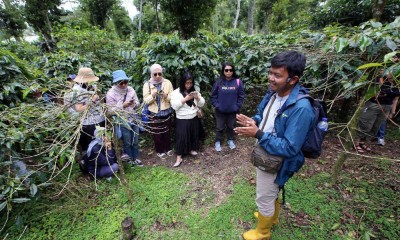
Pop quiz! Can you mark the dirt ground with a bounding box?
[139,132,400,208]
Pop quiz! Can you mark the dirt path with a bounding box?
[139,133,400,208]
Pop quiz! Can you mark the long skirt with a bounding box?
[175,117,200,156]
[149,115,172,154]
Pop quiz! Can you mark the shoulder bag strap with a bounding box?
[259,94,277,131]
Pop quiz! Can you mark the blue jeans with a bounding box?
[377,121,387,139]
[121,124,139,160]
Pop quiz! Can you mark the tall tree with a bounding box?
[81,0,117,29]
[159,0,218,39]
[154,0,160,32]
[25,0,62,51]
[247,0,255,35]
[256,0,277,33]
[311,0,398,28]
[233,0,240,29]
[112,5,133,39]
[138,0,143,31]
[0,0,26,41]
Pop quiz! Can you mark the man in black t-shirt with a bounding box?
[356,72,399,152]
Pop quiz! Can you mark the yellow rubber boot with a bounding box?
[253,199,280,225]
[242,213,273,240]
[272,199,280,225]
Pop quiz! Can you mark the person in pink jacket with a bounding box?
[106,70,143,167]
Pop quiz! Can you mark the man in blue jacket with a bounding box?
[235,51,315,240]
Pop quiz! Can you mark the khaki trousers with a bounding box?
[256,168,279,216]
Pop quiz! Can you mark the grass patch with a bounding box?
[1,160,399,239]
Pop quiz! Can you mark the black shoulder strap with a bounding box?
[296,94,312,101]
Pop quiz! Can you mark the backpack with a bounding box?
[297,95,328,159]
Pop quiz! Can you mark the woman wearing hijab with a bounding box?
[170,72,205,167]
[142,64,174,159]
[83,127,119,179]
[106,70,143,167]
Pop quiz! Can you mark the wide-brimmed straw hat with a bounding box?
[112,70,132,83]
[74,67,99,83]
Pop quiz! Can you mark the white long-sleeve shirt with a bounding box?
[170,88,205,119]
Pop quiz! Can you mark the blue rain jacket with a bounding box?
[252,84,315,186]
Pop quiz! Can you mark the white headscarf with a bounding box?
[148,63,164,85]
[87,128,103,157]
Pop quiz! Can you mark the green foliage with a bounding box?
[255,0,277,33]
[267,0,315,33]
[0,0,26,41]
[159,0,218,39]
[311,0,400,29]
[24,0,64,49]
[211,0,249,33]
[132,2,174,34]
[0,50,37,108]
[111,5,134,39]
[80,0,117,29]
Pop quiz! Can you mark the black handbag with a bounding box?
[250,94,283,173]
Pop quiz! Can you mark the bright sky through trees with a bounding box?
[61,0,139,19]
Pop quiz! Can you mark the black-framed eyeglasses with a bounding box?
[118,80,129,85]
[224,69,233,72]
[153,72,162,77]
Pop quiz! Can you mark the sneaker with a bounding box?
[227,140,236,150]
[132,159,144,167]
[121,154,130,161]
[157,153,167,159]
[105,177,113,182]
[215,141,222,152]
[377,138,385,146]
[128,160,135,168]
[166,150,174,156]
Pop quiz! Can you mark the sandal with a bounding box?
[354,145,366,153]
[173,156,183,167]
[359,143,371,152]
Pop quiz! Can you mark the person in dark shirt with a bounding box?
[210,62,245,152]
[356,72,399,152]
[82,128,119,179]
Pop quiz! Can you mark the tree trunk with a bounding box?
[121,216,136,240]
[45,13,55,43]
[138,0,143,31]
[113,131,134,205]
[262,15,269,34]
[331,95,366,184]
[233,0,241,29]
[155,0,160,32]
[372,0,387,21]
[247,0,255,35]
[37,27,53,51]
